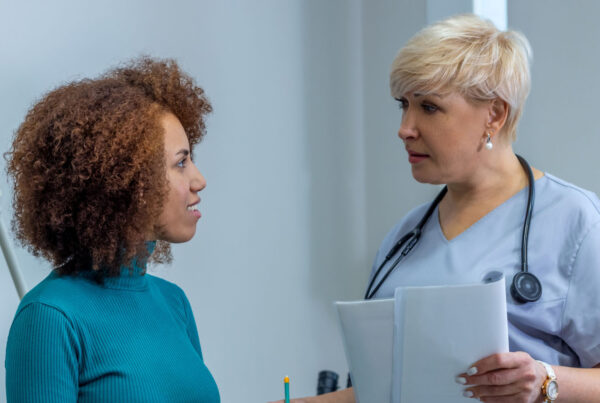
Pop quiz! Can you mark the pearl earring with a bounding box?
[485,133,493,150]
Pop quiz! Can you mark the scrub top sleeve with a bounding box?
[561,220,600,368]
[5,303,80,403]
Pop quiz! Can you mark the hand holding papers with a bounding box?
[336,276,508,403]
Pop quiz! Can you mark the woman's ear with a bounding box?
[487,98,509,134]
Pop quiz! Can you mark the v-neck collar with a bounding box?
[435,175,547,243]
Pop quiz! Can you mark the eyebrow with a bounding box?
[175,149,190,157]
[413,92,441,98]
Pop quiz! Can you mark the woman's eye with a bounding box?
[177,158,187,168]
[421,103,438,113]
[397,99,408,110]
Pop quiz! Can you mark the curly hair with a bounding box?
[6,56,212,277]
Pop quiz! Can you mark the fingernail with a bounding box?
[467,366,478,376]
[455,376,467,384]
[463,390,474,398]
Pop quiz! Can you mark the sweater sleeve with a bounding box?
[180,291,204,361]
[5,302,80,403]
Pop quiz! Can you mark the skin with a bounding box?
[153,112,206,243]
[397,91,543,241]
[270,92,600,403]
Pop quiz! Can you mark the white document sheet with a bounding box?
[336,276,508,403]
[336,298,394,403]
[392,276,508,402]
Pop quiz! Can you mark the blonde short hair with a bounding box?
[390,14,532,140]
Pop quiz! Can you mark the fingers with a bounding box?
[455,351,545,403]
[467,352,531,377]
[459,352,534,385]
[464,379,537,399]
[464,363,537,388]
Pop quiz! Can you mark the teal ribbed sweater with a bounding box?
[5,256,220,402]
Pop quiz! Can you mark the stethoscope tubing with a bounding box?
[364,154,535,300]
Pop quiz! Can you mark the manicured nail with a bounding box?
[463,390,474,398]
[455,376,467,384]
[467,366,478,376]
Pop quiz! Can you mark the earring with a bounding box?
[485,132,493,150]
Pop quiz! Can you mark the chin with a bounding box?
[411,167,444,185]
[158,228,196,244]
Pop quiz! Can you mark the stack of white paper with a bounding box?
[336,298,394,403]
[336,277,508,403]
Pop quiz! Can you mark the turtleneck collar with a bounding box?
[100,241,156,291]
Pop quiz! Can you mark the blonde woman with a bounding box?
[276,14,600,403]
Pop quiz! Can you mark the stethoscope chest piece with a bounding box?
[510,271,542,303]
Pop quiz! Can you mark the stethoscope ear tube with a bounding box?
[364,232,413,299]
[365,155,542,303]
[364,187,446,300]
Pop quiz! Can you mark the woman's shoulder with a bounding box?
[539,173,600,221]
[11,271,91,334]
[146,274,186,296]
[18,271,89,314]
[15,272,192,328]
[378,200,432,252]
[146,274,191,307]
[145,275,195,325]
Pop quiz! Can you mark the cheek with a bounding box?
[424,133,474,175]
[160,182,186,218]
[434,123,480,154]
[165,173,186,198]
[169,181,188,209]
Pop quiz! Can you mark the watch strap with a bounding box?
[536,360,556,379]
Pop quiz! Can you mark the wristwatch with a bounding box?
[536,360,559,402]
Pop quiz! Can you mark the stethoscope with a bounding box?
[364,154,543,304]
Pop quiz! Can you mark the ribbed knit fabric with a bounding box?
[5,246,220,403]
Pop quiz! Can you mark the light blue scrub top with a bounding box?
[369,173,600,368]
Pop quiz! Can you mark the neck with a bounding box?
[437,147,542,241]
[444,149,527,209]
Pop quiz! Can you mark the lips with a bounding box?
[407,150,429,164]
[187,200,201,219]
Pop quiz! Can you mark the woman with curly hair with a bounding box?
[4,57,220,402]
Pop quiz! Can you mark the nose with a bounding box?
[397,109,418,141]
[190,162,206,192]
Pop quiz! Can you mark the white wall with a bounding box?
[508,0,600,195]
